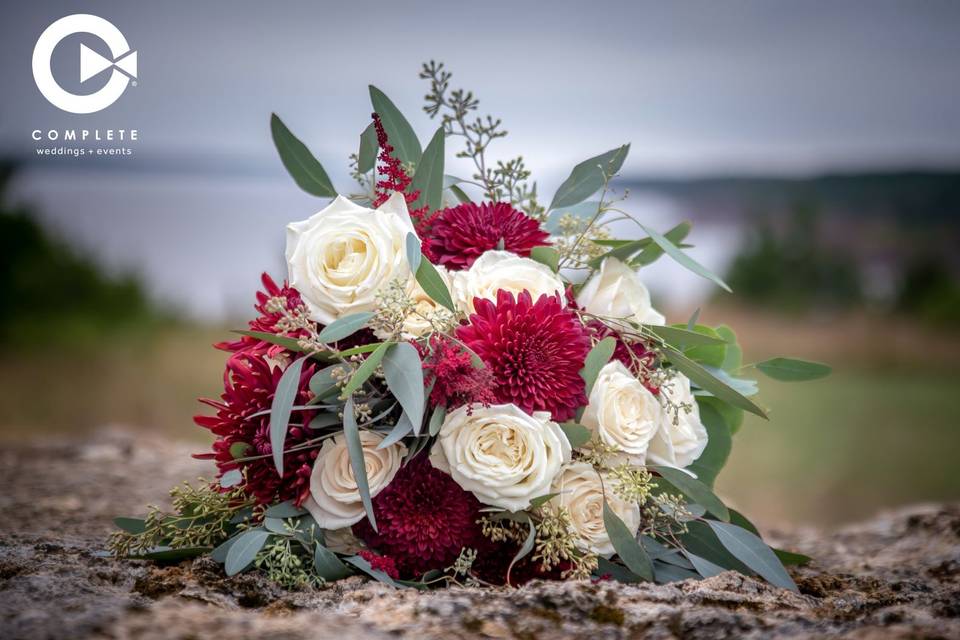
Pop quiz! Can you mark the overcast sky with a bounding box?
[2,0,959,180]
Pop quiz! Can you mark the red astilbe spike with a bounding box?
[370,112,434,233]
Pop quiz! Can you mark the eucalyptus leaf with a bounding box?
[415,258,455,312]
[269,356,309,475]
[225,528,271,576]
[663,346,767,418]
[308,413,341,430]
[317,312,375,344]
[579,337,617,398]
[342,342,392,397]
[701,366,759,396]
[529,493,561,509]
[684,550,727,578]
[378,412,414,449]
[382,342,425,434]
[686,400,733,487]
[270,113,336,197]
[636,221,731,292]
[219,469,242,488]
[559,422,592,448]
[529,245,560,272]
[343,398,377,532]
[646,325,728,349]
[448,184,471,204]
[369,85,421,165]
[755,357,832,382]
[410,127,445,213]
[264,517,289,535]
[550,145,630,210]
[630,221,692,267]
[233,330,306,354]
[264,501,307,518]
[210,533,241,563]
[603,501,653,580]
[358,122,378,173]
[650,465,729,521]
[715,325,743,372]
[405,232,422,274]
[335,342,385,358]
[428,405,446,436]
[678,521,752,574]
[775,548,813,566]
[545,200,600,233]
[653,560,700,584]
[113,517,146,534]
[314,544,353,581]
[595,556,642,583]
[707,521,798,592]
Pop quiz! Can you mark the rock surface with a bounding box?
[0,429,958,640]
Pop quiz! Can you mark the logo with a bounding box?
[32,14,137,114]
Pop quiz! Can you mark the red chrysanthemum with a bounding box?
[421,335,496,410]
[422,202,550,271]
[215,272,310,359]
[353,456,483,578]
[456,290,592,421]
[371,113,432,232]
[194,351,319,506]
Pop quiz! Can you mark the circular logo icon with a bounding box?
[32,14,138,114]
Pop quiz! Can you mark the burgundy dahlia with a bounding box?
[456,290,592,421]
[194,351,318,506]
[422,202,550,271]
[353,456,483,578]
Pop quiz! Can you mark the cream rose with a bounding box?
[647,374,709,469]
[576,257,665,325]
[581,360,662,463]
[551,462,641,557]
[286,191,416,325]
[452,250,566,315]
[304,431,406,529]
[431,403,571,511]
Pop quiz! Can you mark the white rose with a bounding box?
[550,461,641,557]
[304,431,406,529]
[647,374,708,469]
[430,403,571,511]
[576,257,665,325]
[581,360,662,464]
[452,250,566,315]
[286,191,416,325]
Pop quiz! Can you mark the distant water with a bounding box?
[10,167,743,321]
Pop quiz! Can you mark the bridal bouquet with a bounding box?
[111,62,830,590]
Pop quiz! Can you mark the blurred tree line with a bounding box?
[0,162,166,348]
[726,204,960,326]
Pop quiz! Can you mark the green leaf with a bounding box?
[707,521,798,592]
[405,232,422,274]
[415,258,455,313]
[559,422,592,449]
[529,493,561,509]
[646,325,728,349]
[529,245,560,272]
[358,122,378,173]
[588,238,652,268]
[715,325,743,372]
[210,533,240,563]
[317,312,375,344]
[270,113,336,198]
[314,544,353,581]
[308,365,342,400]
[343,398,377,532]
[603,501,653,580]
[308,413,341,430]
[448,184,471,204]
[698,395,745,435]
[225,528,271,576]
[229,442,250,459]
[755,357,832,382]
[650,465,729,521]
[663,346,767,418]
[595,556,643,583]
[545,200,601,233]
[334,342,385,358]
[219,469,242,488]
[369,85,422,165]
[382,342,425,435]
[270,356,309,475]
[378,411,414,449]
[550,145,630,210]
[579,336,617,397]
[630,221,692,267]
[264,501,308,518]
[113,517,146,534]
[653,560,700,584]
[264,517,289,535]
[684,550,727,578]
[678,521,751,574]
[775,548,813,566]
[686,400,733,487]
[410,127,445,213]
[428,405,446,436]
[342,342,392,397]
[680,325,728,368]
[233,330,306,353]
[636,221,731,292]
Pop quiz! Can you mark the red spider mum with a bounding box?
[215,272,310,359]
[371,113,432,232]
[421,335,496,410]
[353,456,483,578]
[422,202,549,271]
[456,290,591,421]
[193,352,319,506]
[357,550,400,580]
